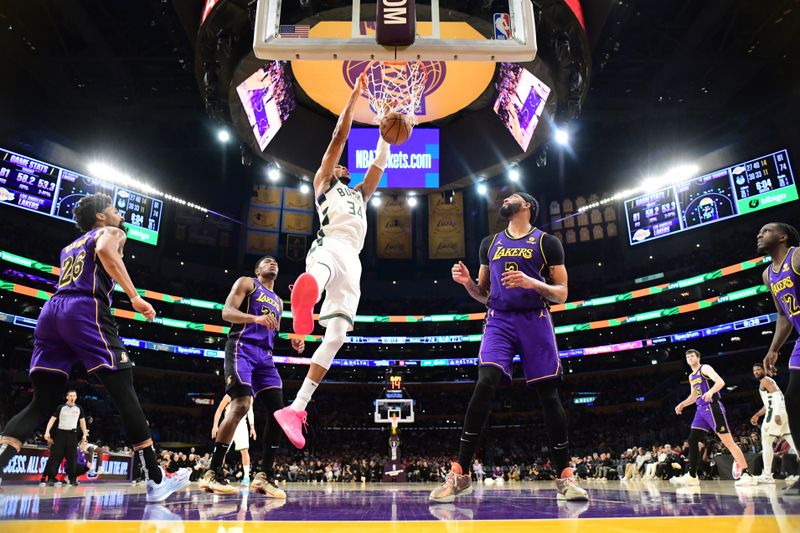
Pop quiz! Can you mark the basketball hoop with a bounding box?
[363,61,428,126]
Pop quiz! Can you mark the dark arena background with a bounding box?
[1,1,799,532]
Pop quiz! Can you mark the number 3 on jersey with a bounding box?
[58,251,86,288]
[347,200,363,218]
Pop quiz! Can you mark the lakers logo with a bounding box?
[120,352,129,363]
[256,293,268,303]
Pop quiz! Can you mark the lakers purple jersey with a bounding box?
[690,366,719,406]
[487,228,548,311]
[228,278,281,350]
[55,228,116,304]
[768,247,800,334]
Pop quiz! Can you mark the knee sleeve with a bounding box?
[310,317,348,370]
[96,369,152,445]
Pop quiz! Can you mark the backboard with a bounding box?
[374,398,415,424]
[253,0,536,62]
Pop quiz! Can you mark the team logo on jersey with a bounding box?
[784,263,790,272]
[120,352,129,363]
[256,293,268,302]
[492,245,533,260]
[526,236,536,245]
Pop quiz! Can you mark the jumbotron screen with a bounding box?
[624,149,797,245]
[0,148,163,245]
[347,128,440,189]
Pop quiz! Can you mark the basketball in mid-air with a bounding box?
[379,111,413,145]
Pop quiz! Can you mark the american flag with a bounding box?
[279,25,309,38]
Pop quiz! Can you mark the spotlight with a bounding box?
[476,183,488,195]
[217,129,230,142]
[268,167,280,182]
[407,196,418,207]
[508,167,520,182]
[554,128,569,146]
[299,183,310,194]
[371,196,382,207]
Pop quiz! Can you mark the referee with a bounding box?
[41,390,88,486]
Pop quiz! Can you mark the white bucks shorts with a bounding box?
[232,417,250,451]
[763,416,791,438]
[306,238,362,332]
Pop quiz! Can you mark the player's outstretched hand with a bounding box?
[132,295,156,321]
[291,338,305,354]
[254,313,278,330]
[452,261,472,286]
[763,350,778,376]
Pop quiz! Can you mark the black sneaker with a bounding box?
[46,480,55,487]
[784,479,800,496]
[68,479,80,487]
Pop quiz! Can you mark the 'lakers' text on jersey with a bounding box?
[56,228,116,304]
[313,178,367,252]
[484,227,551,312]
[228,279,281,350]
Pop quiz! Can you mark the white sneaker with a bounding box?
[670,473,699,486]
[146,467,191,503]
[756,474,775,484]
[669,473,689,485]
[735,473,758,487]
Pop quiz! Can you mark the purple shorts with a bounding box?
[30,295,131,377]
[225,338,282,397]
[691,401,730,434]
[789,338,800,370]
[478,307,562,384]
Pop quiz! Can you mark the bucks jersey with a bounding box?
[759,377,786,426]
[314,178,367,252]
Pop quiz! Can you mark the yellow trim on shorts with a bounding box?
[255,385,282,395]
[30,366,70,377]
[525,308,562,383]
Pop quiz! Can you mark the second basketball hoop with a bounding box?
[363,61,427,145]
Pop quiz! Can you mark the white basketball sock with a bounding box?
[761,431,775,476]
[291,378,319,412]
[244,464,251,478]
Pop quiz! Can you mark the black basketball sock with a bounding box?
[210,442,231,471]
[457,367,502,472]
[534,380,570,474]
[138,445,162,484]
[687,429,704,477]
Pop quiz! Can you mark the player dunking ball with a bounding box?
[673,349,757,486]
[758,221,800,495]
[430,192,588,502]
[200,256,303,496]
[751,363,796,484]
[274,72,389,449]
[0,193,189,501]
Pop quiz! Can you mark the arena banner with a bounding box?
[246,229,279,256]
[1,445,133,481]
[248,206,281,231]
[283,188,314,211]
[428,191,465,259]
[376,196,413,259]
[347,128,440,189]
[291,22,495,124]
[253,185,283,208]
[281,210,314,234]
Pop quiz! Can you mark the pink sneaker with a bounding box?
[290,273,318,335]
[274,407,307,449]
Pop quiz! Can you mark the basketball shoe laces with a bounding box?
[439,471,456,489]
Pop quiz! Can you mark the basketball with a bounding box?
[379,111,413,145]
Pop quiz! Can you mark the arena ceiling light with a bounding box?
[217,129,231,142]
[267,167,280,182]
[476,183,488,195]
[577,164,700,213]
[299,183,310,194]
[407,196,418,208]
[554,128,570,146]
[370,196,382,207]
[508,166,521,182]
[88,162,209,213]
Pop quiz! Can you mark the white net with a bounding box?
[364,61,428,125]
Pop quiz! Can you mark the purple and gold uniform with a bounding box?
[689,365,730,434]
[224,278,283,396]
[478,227,563,383]
[767,247,800,369]
[29,228,130,376]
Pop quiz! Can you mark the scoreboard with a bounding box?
[625,149,796,245]
[0,148,162,245]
